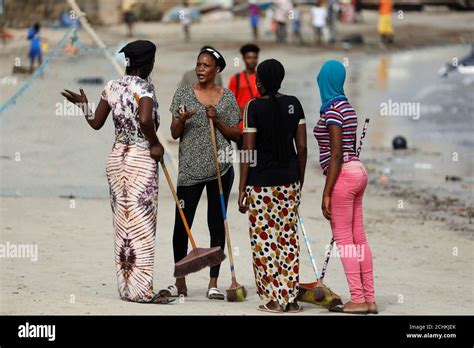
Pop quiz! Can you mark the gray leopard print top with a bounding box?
[169,84,240,186]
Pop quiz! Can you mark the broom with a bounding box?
[160,160,226,278]
[319,118,370,282]
[320,237,335,280]
[297,214,342,309]
[208,118,247,302]
[298,213,329,300]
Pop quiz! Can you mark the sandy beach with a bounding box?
[0,9,473,315]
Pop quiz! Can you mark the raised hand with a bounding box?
[61,88,88,107]
[177,107,196,123]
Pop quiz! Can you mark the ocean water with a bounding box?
[1,43,472,201]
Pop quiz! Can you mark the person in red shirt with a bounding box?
[228,43,260,149]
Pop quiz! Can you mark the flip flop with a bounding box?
[206,287,225,300]
[150,293,175,305]
[285,303,303,313]
[329,304,368,315]
[367,306,379,314]
[158,284,187,298]
[257,303,285,314]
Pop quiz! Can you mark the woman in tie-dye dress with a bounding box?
[61,40,172,304]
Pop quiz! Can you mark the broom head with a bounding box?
[297,282,343,309]
[226,279,247,302]
[174,247,226,278]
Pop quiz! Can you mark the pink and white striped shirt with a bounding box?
[313,99,359,174]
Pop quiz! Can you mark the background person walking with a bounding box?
[310,1,328,45]
[228,43,261,150]
[378,0,394,44]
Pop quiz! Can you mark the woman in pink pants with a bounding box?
[313,60,377,314]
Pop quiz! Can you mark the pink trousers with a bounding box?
[330,161,375,303]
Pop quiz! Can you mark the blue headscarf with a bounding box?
[317,60,347,113]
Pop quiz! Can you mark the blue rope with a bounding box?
[0,25,121,114]
[0,27,74,114]
[1,24,177,173]
[71,29,106,54]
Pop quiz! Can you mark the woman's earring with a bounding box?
[256,82,262,88]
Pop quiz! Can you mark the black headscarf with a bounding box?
[119,40,156,68]
[257,59,288,166]
[198,47,226,72]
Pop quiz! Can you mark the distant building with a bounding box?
[2,0,169,28]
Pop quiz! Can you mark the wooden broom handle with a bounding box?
[160,161,198,250]
[208,119,236,278]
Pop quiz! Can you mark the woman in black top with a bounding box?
[238,59,307,313]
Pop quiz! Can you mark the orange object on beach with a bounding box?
[64,44,78,56]
[379,0,393,15]
[0,29,14,41]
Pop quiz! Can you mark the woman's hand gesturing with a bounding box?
[177,107,196,123]
[61,88,88,107]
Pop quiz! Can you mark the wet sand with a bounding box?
[0,10,473,315]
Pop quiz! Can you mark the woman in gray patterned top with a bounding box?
[160,47,241,300]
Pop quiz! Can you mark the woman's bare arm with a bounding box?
[138,97,159,146]
[238,132,256,213]
[61,88,110,130]
[295,123,307,188]
[138,97,164,162]
[206,105,240,142]
[215,120,241,142]
[322,124,343,220]
[170,109,195,139]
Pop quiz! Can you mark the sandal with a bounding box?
[367,303,379,314]
[329,304,368,315]
[285,303,303,313]
[150,293,175,304]
[158,284,187,298]
[257,303,284,314]
[206,287,225,300]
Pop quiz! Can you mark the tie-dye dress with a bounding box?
[101,75,160,303]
